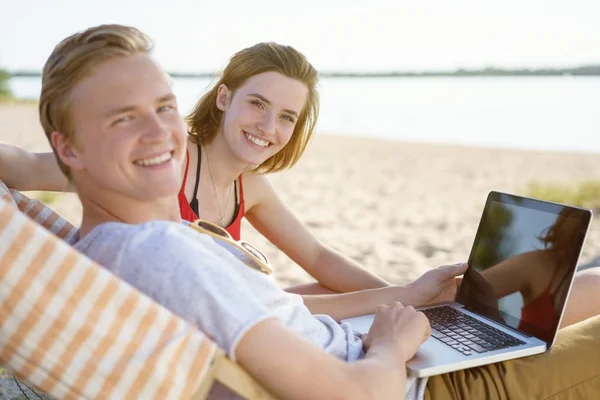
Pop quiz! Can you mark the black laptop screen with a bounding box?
[455,192,591,344]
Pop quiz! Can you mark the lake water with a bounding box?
[9,76,600,153]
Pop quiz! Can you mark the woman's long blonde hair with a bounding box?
[186,42,319,174]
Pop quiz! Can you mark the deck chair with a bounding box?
[0,180,277,400]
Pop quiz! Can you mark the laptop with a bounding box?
[342,191,592,377]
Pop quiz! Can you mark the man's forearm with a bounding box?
[345,348,407,400]
[0,146,69,191]
[0,144,26,189]
[236,318,407,400]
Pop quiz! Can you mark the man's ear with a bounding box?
[216,84,231,112]
[50,131,85,171]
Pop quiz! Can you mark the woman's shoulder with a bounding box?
[240,172,277,209]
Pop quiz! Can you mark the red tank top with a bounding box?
[518,265,560,337]
[178,149,245,240]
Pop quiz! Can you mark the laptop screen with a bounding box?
[455,192,591,344]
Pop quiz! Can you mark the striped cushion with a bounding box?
[0,186,218,399]
[0,183,77,242]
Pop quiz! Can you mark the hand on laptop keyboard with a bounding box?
[363,302,431,362]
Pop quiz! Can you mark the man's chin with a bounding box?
[137,188,180,202]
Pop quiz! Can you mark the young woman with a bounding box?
[0,42,390,295]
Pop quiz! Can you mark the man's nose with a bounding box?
[141,113,170,142]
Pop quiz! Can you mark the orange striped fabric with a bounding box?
[5,188,78,242]
[0,182,218,399]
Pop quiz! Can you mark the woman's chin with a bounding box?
[236,150,272,167]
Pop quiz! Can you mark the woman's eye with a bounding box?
[251,100,265,110]
[282,114,296,123]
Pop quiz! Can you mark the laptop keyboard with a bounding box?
[423,306,526,356]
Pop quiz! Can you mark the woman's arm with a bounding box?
[243,174,390,294]
[0,145,70,191]
[301,262,466,321]
[302,285,416,321]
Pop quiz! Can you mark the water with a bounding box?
[9,76,600,153]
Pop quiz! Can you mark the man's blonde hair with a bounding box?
[186,42,319,174]
[39,24,154,178]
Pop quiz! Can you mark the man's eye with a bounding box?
[113,115,133,125]
[158,105,176,112]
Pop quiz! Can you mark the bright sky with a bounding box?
[2,0,599,72]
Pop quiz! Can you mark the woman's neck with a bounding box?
[201,134,251,189]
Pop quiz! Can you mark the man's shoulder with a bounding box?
[75,220,222,273]
[77,220,210,254]
[125,220,194,240]
[127,221,217,250]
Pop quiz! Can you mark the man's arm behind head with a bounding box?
[0,144,70,192]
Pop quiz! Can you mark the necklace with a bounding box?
[203,145,233,227]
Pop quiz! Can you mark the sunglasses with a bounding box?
[190,219,273,275]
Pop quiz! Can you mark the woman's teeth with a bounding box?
[134,152,172,166]
[245,133,270,148]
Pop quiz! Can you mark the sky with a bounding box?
[1,0,600,73]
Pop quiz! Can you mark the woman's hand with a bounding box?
[407,263,468,306]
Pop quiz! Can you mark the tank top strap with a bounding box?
[180,148,190,195]
[190,143,202,215]
[238,174,244,200]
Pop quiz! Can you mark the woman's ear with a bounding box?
[216,84,231,112]
[50,131,85,171]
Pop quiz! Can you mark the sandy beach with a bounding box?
[2,102,600,287]
[2,102,600,396]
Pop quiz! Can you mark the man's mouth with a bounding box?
[133,151,173,166]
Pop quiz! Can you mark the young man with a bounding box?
[41,24,600,399]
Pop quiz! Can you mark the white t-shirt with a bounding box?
[70,221,426,399]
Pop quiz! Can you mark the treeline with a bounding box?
[0,68,11,96]
[318,65,600,78]
[7,65,600,79]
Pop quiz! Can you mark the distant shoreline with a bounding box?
[9,65,600,78]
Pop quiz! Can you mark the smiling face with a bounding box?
[216,71,309,166]
[52,53,187,204]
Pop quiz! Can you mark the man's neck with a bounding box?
[77,191,181,238]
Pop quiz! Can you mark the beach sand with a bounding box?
[2,102,600,395]
[2,102,600,287]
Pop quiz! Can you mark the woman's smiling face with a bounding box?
[216,71,309,166]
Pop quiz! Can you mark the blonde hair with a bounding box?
[39,24,154,178]
[186,42,319,174]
